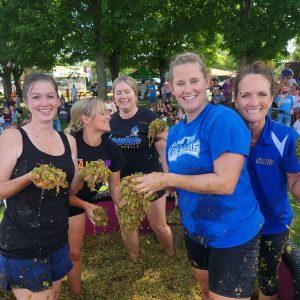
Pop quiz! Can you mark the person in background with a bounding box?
[281,62,294,79]
[135,53,264,300]
[209,77,223,100]
[53,112,62,132]
[3,106,12,127]
[222,78,233,105]
[0,72,79,300]
[147,80,157,110]
[275,86,294,127]
[65,99,125,295]
[9,104,21,127]
[234,61,300,300]
[293,116,300,135]
[211,88,226,105]
[71,85,78,103]
[110,76,174,260]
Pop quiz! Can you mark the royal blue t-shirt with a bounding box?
[247,116,300,234]
[167,104,264,248]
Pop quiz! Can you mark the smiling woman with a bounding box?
[234,61,300,299]
[0,72,80,300]
[134,53,264,300]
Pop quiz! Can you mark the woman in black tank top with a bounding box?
[0,73,79,299]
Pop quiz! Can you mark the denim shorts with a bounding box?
[0,242,72,292]
[185,232,260,298]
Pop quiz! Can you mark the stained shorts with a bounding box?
[0,242,72,292]
[185,232,260,298]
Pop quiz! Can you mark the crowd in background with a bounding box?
[1,63,300,136]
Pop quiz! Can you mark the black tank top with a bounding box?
[0,128,75,258]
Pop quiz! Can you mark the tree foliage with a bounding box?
[0,0,64,98]
[212,0,300,65]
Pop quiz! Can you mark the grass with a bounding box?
[0,194,300,299]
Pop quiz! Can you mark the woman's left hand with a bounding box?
[134,172,168,195]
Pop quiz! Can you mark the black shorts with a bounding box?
[184,232,260,298]
[151,190,166,202]
[258,230,289,296]
[68,205,85,217]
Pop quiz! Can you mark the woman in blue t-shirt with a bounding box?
[135,53,264,300]
[234,61,300,300]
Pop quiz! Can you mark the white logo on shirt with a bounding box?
[168,136,200,161]
[271,131,288,157]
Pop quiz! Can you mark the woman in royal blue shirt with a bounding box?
[234,61,300,300]
[135,53,264,300]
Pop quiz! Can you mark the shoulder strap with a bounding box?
[58,132,72,156]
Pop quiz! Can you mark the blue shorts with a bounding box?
[0,242,72,292]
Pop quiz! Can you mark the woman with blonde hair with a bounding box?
[110,76,174,260]
[65,98,125,295]
[135,53,264,299]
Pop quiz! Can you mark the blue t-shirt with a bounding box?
[167,104,264,248]
[148,85,157,98]
[275,94,294,114]
[281,69,294,78]
[247,116,300,234]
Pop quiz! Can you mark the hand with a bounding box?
[134,172,168,196]
[85,204,99,224]
[290,109,294,115]
[116,198,126,208]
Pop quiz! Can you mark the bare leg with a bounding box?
[67,213,86,295]
[192,268,210,300]
[258,291,279,300]
[115,204,139,260]
[12,279,62,300]
[147,194,174,257]
[210,289,250,300]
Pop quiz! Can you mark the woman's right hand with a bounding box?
[85,204,99,223]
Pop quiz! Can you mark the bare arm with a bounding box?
[66,134,84,196]
[154,138,168,172]
[0,129,33,200]
[135,152,244,195]
[287,172,300,201]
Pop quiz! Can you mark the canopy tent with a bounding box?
[127,66,159,82]
[209,68,235,82]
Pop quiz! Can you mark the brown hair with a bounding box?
[234,61,278,98]
[22,72,59,101]
[168,52,208,83]
[112,76,139,96]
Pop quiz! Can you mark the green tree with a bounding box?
[291,36,300,61]
[213,0,300,65]
[0,0,64,98]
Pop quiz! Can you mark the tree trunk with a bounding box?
[12,66,23,98]
[92,0,107,100]
[95,51,107,99]
[109,50,120,81]
[2,64,12,100]
[239,55,249,67]
[158,56,168,83]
